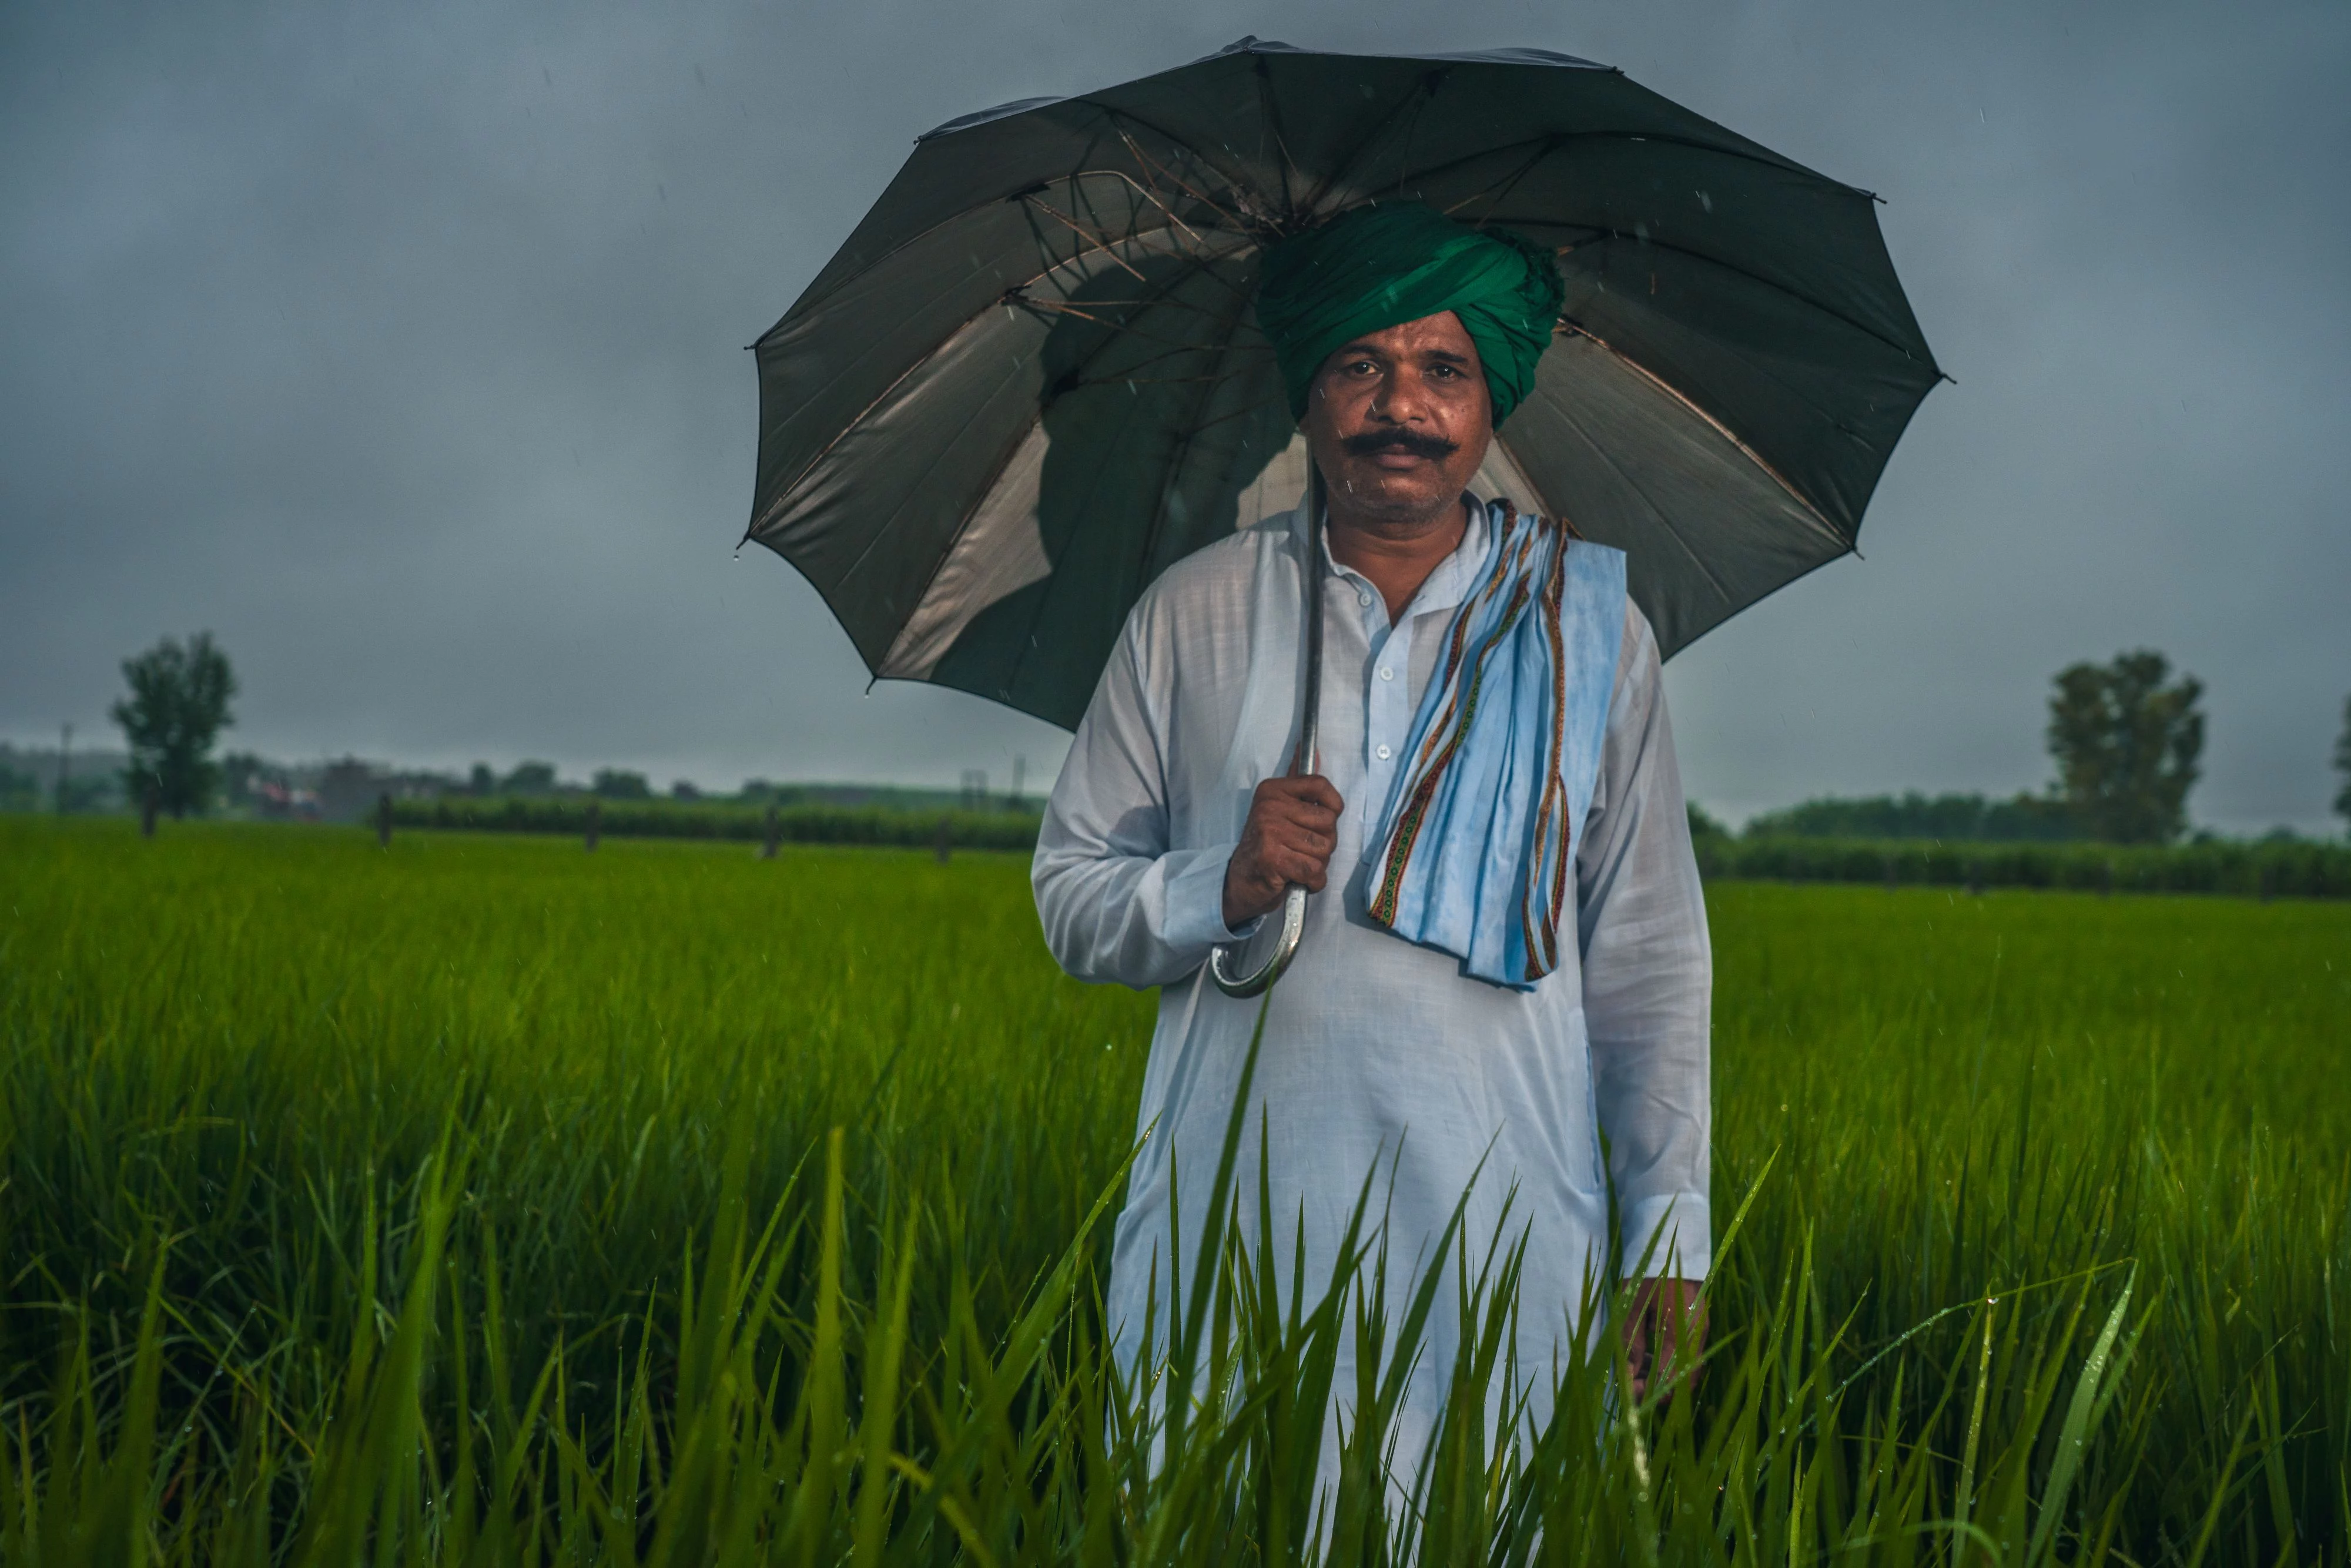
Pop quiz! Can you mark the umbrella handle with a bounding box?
[1207,882,1310,997]
[1209,473,1325,999]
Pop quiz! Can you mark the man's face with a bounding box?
[1300,311,1493,532]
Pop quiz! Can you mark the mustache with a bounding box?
[1341,428,1460,461]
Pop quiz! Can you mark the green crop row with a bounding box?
[394,798,2351,900]
[391,793,1042,851]
[1697,833,2351,897]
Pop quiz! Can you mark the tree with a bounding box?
[592,768,651,800]
[111,632,236,819]
[2333,694,2351,835]
[502,761,558,795]
[2044,649,2203,844]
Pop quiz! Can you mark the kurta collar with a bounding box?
[1282,491,1495,622]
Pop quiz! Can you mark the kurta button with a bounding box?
[1358,591,1372,608]
[1375,743,1392,760]
[1378,665,1394,681]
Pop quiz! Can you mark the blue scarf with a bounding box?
[1365,502,1626,990]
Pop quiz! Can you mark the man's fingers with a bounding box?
[1279,856,1329,893]
[1257,801,1339,844]
[1286,774,1345,813]
[1234,773,1344,903]
[1256,774,1345,815]
[1253,846,1328,893]
[1261,824,1337,867]
[1267,802,1340,835]
[1261,823,1337,857]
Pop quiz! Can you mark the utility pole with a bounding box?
[55,723,71,815]
[1012,755,1026,810]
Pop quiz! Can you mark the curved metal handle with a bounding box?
[1207,882,1308,997]
[1209,473,1325,999]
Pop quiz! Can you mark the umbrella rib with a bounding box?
[1533,396,1737,609]
[999,266,1264,700]
[878,387,1063,681]
[761,234,1248,516]
[1526,226,1933,369]
[1558,321,1853,555]
[876,188,1251,676]
[1302,71,1445,213]
[772,123,1840,333]
[1106,125,1247,240]
[1016,259,1262,403]
[781,246,1265,616]
[1022,195,1153,284]
[1431,141,1558,230]
[826,346,1048,634]
[1068,101,1262,219]
[1017,176,1251,296]
[1077,102,1295,234]
[1570,290,1917,475]
[1097,118,1916,359]
[1252,53,1301,217]
[1015,297,1237,330]
[1391,127,1843,203]
[1013,306,1271,377]
[772,160,1218,332]
[1017,190,1257,311]
[1137,280,1263,582]
[1391,129,1923,353]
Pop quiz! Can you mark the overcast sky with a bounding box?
[3,0,2345,829]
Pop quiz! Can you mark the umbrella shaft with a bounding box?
[1288,466,1325,778]
[1206,465,1325,1000]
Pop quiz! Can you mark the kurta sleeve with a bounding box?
[1033,608,1253,990]
[1575,605,1713,1281]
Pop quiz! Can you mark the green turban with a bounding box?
[1255,203,1566,427]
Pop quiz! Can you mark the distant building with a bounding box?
[317,758,457,822]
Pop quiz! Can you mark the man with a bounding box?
[1032,203,1710,1484]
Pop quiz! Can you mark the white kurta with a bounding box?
[1032,499,1712,1475]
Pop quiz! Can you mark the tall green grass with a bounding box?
[0,817,2345,1563]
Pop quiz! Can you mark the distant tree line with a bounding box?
[1712,650,2348,847]
[0,766,41,812]
[1694,835,2351,899]
[32,634,2351,849]
[396,795,1041,852]
[1739,792,2077,843]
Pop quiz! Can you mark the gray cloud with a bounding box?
[3,0,2345,827]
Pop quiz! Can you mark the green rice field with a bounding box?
[0,815,2346,1564]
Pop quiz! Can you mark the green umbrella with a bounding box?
[745,37,1941,731]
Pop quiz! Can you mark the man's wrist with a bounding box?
[1164,844,1261,951]
[1221,869,1257,931]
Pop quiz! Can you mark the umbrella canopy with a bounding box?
[746,37,1941,729]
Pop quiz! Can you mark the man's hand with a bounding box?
[1222,775,1345,930]
[1620,1277,1706,1405]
